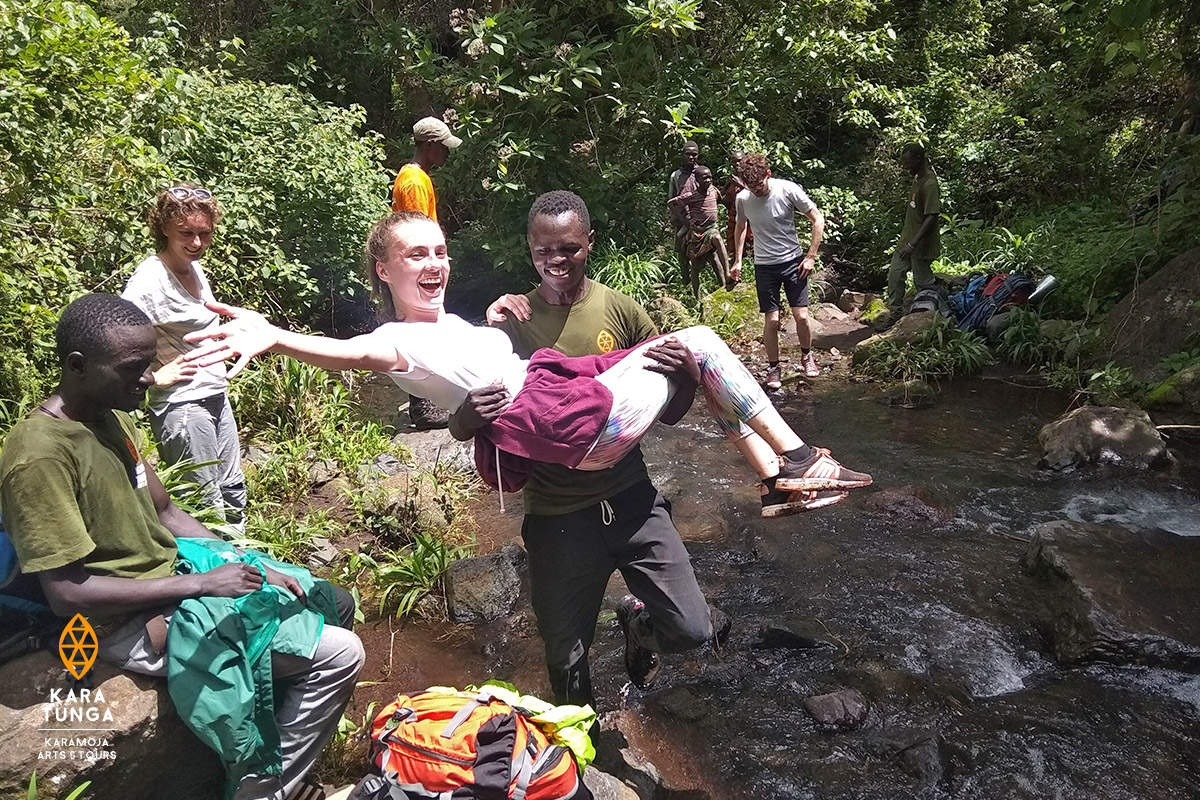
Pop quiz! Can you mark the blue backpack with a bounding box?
[956,273,1036,333]
[0,514,60,665]
[948,274,989,320]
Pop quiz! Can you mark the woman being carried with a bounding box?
[187,212,871,518]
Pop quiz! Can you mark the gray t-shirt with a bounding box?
[121,255,228,410]
[735,178,817,265]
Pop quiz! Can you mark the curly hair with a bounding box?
[56,294,151,362]
[364,211,440,322]
[527,190,590,232]
[736,153,770,186]
[146,183,222,251]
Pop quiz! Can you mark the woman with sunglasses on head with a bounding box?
[121,184,247,531]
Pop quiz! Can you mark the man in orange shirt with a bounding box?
[392,116,462,429]
[391,116,463,220]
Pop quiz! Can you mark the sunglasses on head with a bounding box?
[168,187,213,201]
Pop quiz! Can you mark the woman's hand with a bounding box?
[486,294,532,325]
[183,301,278,378]
[153,353,198,388]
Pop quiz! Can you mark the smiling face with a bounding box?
[694,166,714,193]
[528,211,594,306]
[78,325,157,413]
[375,217,450,322]
[161,212,215,270]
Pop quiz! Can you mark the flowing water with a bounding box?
[372,376,1200,799]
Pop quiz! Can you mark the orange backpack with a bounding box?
[362,688,592,800]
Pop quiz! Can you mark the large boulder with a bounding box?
[1097,245,1200,381]
[1022,521,1200,670]
[1037,405,1171,470]
[0,652,222,800]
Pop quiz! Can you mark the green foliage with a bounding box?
[1085,362,1143,404]
[1158,349,1200,376]
[589,243,666,307]
[25,772,91,800]
[0,0,387,412]
[856,316,994,383]
[336,532,470,620]
[236,505,340,564]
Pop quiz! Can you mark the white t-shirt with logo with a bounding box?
[374,314,529,412]
[735,178,817,265]
[121,255,228,410]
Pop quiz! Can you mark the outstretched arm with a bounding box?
[184,301,409,378]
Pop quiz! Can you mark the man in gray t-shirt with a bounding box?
[731,153,827,387]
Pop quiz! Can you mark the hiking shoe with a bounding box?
[801,351,821,377]
[775,447,873,492]
[760,482,849,518]
[409,396,449,430]
[764,364,782,390]
[616,595,660,689]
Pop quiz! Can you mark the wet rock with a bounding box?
[593,720,711,800]
[0,653,222,800]
[1037,405,1171,471]
[649,686,709,723]
[446,543,525,623]
[802,688,870,731]
[753,620,838,651]
[837,290,870,314]
[1022,520,1200,670]
[1097,245,1200,381]
[866,727,943,782]
[863,485,954,525]
[878,380,937,409]
[852,311,937,366]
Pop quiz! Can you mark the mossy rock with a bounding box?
[1144,364,1200,413]
[860,298,889,324]
[648,295,697,333]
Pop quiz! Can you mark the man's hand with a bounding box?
[183,301,277,378]
[453,383,512,435]
[644,337,701,388]
[898,242,914,259]
[800,254,816,278]
[487,294,532,325]
[153,354,198,388]
[264,566,306,602]
[730,261,743,283]
[199,562,265,598]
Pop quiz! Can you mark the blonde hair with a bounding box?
[364,211,441,321]
[147,183,221,250]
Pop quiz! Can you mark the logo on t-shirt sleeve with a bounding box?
[596,330,616,353]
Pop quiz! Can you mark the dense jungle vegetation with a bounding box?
[1,0,1197,612]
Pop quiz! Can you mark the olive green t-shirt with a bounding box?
[497,280,659,516]
[900,170,941,261]
[0,410,177,578]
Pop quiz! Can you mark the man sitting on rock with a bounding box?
[0,294,365,800]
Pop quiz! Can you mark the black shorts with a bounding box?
[754,256,810,313]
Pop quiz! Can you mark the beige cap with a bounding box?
[413,116,463,148]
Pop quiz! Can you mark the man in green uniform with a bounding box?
[887,143,941,319]
[0,294,364,800]
[450,191,727,714]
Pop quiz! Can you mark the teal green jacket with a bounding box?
[167,538,338,797]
